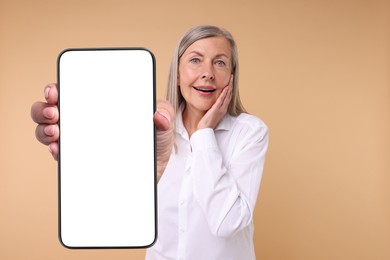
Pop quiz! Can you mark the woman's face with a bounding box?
[178,36,232,114]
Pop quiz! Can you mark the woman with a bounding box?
[31,25,268,260]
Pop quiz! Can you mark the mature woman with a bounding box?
[31,25,268,260]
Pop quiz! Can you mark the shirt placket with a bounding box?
[177,144,192,260]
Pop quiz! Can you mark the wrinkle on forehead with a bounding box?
[182,36,232,60]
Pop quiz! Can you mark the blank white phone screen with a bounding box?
[58,49,156,248]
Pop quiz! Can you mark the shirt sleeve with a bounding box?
[189,119,269,238]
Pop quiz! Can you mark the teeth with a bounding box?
[194,87,215,92]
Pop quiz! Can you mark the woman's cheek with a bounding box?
[218,74,231,89]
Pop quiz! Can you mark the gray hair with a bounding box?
[166,25,246,116]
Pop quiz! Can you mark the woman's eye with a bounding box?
[190,58,200,64]
[215,60,226,66]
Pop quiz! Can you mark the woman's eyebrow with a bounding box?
[185,51,230,59]
[187,51,203,56]
[215,53,229,59]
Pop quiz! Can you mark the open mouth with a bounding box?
[193,87,216,93]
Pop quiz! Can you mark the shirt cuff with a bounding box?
[190,128,218,152]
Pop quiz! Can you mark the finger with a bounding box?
[156,99,175,119]
[228,74,234,87]
[215,85,229,109]
[31,102,59,124]
[154,100,175,131]
[154,100,175,181]
[220,75,234,109]
[48,142,59,161]
[154,110,171,131]
[44,83,58,105]
[35,124,59,145]
[225,83,233,107]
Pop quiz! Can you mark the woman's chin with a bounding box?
[195,103,213,112]
[185,99,216,114]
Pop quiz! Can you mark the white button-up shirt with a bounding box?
[146,105,268,260]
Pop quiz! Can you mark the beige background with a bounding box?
[1,0,389,259]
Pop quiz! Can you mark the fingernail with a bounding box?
[44,86,50,99]
[44,125,55,136]
[48,145,53,154]
[43,107,55,119]
[156,109,170,123]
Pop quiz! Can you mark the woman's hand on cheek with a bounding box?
[197,75,233,130]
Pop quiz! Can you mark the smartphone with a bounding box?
[58,48,156,249]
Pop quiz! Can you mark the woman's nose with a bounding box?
[201,63,215,80]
